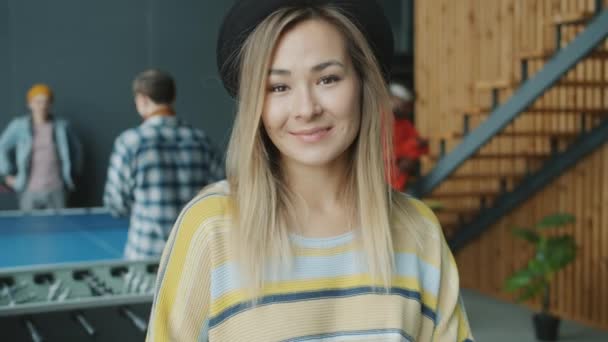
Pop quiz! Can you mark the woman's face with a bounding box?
[262,19,361,170]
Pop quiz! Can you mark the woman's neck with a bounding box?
[284,159,346,205]
[282,156,355,237]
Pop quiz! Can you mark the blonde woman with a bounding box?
[147,1,474,341]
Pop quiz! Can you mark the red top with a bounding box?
[390,118,429,191]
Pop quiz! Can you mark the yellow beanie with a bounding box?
[27,84,53,103]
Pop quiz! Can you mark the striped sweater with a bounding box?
[147,181,474,341]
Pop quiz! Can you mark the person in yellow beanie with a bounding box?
[0,83,82,210]
[27,84,54,103]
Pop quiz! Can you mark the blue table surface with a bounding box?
[0,208,129,269]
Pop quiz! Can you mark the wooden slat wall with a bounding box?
[415,0,608,330]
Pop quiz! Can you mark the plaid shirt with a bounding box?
[103,115,224,260]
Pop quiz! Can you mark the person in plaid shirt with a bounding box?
[103,69,224,260]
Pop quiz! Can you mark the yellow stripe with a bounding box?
[151,195,228,341]
[457,304,472,341]
[209,294,432,342]
[209,275,437,317]
[407,196,441,227]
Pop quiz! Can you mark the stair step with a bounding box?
[557,80,608,87]
[427,190,501,199]
[460,106,606,116]
[474,79,608,90]
[475,79,515,90]
[448,172,525,180]
[520,49,608,60]
[452,131,579,139]
[428,152,551,161]
[551,11,595,25]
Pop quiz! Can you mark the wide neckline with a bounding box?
[289,230,355,248]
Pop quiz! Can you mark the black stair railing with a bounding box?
[408,9,608,198]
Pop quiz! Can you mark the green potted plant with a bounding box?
[504,213,577,341]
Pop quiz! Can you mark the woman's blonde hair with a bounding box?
[225,5,419,294]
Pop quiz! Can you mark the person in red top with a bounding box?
[389,83,428,191]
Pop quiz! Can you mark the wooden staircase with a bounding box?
[416,7,608,241]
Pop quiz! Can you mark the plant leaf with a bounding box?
[528,258,547,275]
[516,279,546,302]
[545,235,577,271]
[536,213,575,230]
[504,268,537,292]
[512,228,540,243]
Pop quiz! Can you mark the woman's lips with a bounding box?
[290,127,332,143]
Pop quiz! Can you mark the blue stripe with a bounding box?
[210,252,441,301]
[289,231,354,248]
[284,328,413,342]
[208,286,436,329]
[396,253,440,300]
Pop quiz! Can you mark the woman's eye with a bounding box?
[319,75,340,85]
[269,84,288,93]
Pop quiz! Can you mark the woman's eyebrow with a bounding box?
[311,60,345,72]
[269,68,290,76]
[268,60,345,76]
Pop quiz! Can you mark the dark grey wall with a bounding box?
[379,0,413,53]
[1,0,236,208]
[0,0,409,209]
[0,1,15,210]
[0,1,8,109]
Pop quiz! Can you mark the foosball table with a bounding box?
[0,259,159,341]
[0,208,159,341]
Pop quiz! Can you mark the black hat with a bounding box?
[217,0,394,98]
